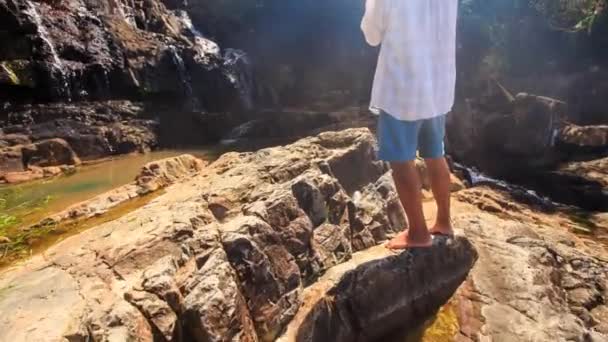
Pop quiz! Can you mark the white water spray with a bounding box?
[24,1,71,100]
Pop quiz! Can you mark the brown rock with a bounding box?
[2,168,44,183]
[125,290,179,341]
[183,247,258,342]
[0,134,31,146]
[313,223,352,269]
[0,147,24,173]
[21,138,81,168]
[559,124,608,147]
[0,128,480,342]
[136,154,206,194]
[287,237,478,342]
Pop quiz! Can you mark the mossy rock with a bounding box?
[0,60,36,87]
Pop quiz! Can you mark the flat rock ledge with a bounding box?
[0,128,477,342]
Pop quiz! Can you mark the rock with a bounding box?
[2,168,44,183]
[447,92,569,174]
[280,237,478,342]
[0,0,243,109]
[141,256,183,314]
[0,146,24,173]
[125,290,179,341]
[312,223,351,269]
[0,128,476,342]
[0,133,30,146]
[21,138,80,167]
[0,267,87,342]
[501,93,566,159]
[42,166,62,177]
[221,216,302,340]
[136,154,206,194]
[453,188,608,341]
[183,247,258,342]
[521,157,608,211]
[559,124,608,147]
[2,101,159,161]
[0,138,79,181]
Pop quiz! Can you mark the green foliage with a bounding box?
[531,0,607,32]
[0,62,20,85]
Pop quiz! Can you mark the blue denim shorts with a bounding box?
[377,111,446,162]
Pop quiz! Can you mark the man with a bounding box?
[361,0,458,248]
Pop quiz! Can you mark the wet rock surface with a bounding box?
[0,0,243,107]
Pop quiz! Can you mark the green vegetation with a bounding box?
[530,0,606,32]
[0,186,55,259]
[0,191,162,269]
[0,62,20,85]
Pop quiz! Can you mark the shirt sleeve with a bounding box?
[361,0,389,47]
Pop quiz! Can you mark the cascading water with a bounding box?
[223,48,255,111]
[174,10,220,59]
[453,162,556,210]
[175,10,204,38]
[166,45,199,110]
[221,119,264,144]
[23,1,71,101]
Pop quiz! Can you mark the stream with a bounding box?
[0,150,216,232]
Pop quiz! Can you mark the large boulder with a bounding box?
[0,137,80,183]
[287,237,478,342]
[20,138,80,167]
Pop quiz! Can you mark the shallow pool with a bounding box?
[0,149,218,234]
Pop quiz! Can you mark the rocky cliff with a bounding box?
[0,0,254,177]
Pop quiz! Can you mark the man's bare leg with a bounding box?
[426,157,453,236]
[386,161,432,249]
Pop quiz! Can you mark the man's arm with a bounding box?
[361,0,388,47]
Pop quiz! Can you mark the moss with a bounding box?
[0,60,36,87]
[1,62,20,85]
[0,191,162,270]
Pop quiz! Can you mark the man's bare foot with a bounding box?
[385,230,433,250]
[429,222,454,237]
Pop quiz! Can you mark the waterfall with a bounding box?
[223,48,255,110]
[167,46,198,110]
[174,10,220,57]
[221,119,264,144]
[452,162,555,209]
[175,10,203,38]
[23,1,71,101]
[172,10,256,111]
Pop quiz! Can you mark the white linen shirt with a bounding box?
[361,0,458,121]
